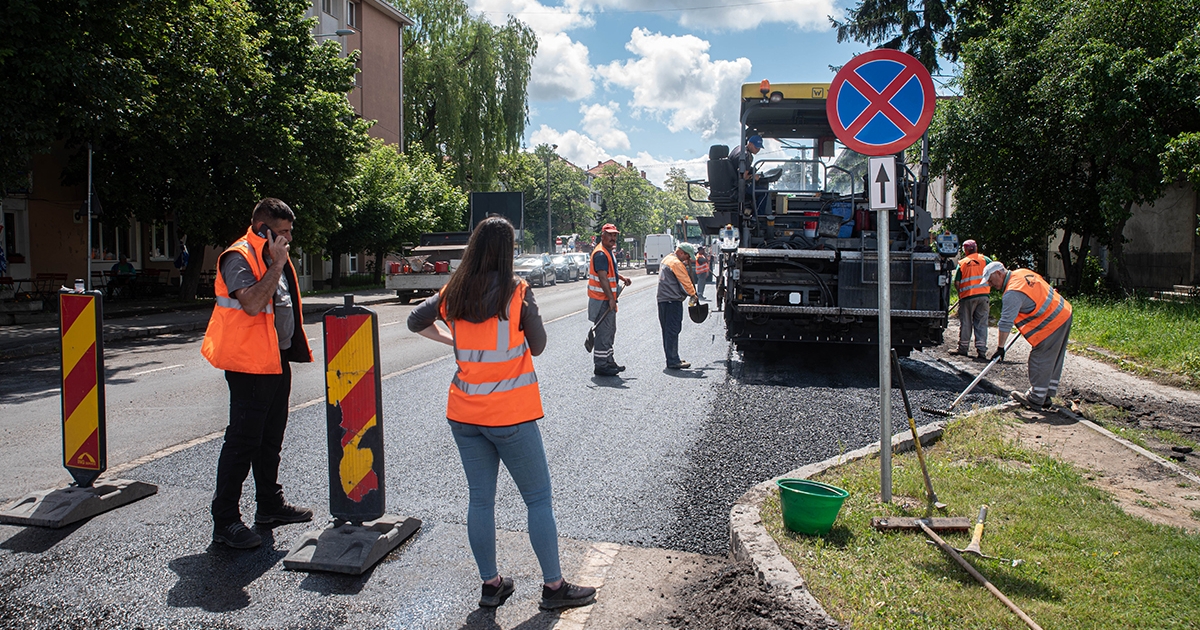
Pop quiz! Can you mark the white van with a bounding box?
[643,234,675,274]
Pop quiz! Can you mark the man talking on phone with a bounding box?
[201,197,314,549]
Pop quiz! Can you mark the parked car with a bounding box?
[549,255,579,282]
[514,255,556,287]
[568,253,590,280]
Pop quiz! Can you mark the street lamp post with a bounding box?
[546,144,557,253]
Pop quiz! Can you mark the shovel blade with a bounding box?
[584,330,595,353]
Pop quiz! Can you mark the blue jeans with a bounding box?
[658,300,683,366]
[449,420,562,584]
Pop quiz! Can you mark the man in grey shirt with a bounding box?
[201,198,314,550]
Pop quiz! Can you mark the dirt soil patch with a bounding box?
[1005,407,1200,532]
[925,320,1200,532]
[663,562,840,630]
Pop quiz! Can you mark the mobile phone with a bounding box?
[256,225,276,241]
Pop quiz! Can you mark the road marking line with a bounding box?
[128,364,184,377]
[99,284,647,475]
[379,321,401,327]
[552,541,621,630]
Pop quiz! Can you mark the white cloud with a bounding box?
[530,33,594,101]
[530,123,713,188]
[580,102,629,150]
[530,125,611,169]
[597,28,751,139]
[469,0,595,101]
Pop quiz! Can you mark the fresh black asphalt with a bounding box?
[0,284,1000,628]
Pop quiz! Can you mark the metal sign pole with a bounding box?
[877,207,892,503]
[868,155,898,504]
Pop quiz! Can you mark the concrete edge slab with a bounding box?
[728,420,949,627]
[1054,407,1200,486]
[0,478,158,528]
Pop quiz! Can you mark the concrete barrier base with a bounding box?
[0,478,158,528]
[283,515,421,575]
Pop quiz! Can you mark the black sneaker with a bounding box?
[540,581,596,610]
[607,363,626,373]
[213,522,262,549]
[594,366,621,376]
[667,361,691,370]
[255,503,314,525]
[479,576,515,607]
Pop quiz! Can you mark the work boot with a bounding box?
[255,502,314,525]
[539,581,596,610]
[1010,390,1042,412]
[479,576,515,608]
[667,361,691,370]
[213,522,262,549]
[951,348,970,357]
[594,366,621,377]
[606,362,626,373]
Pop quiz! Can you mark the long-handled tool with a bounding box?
[918,520,1043,630]
[948,505,1023,566]
[891,348,947,510]
[584,284,623,353]
[921,332,1021,417]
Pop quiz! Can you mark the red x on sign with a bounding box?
[826,49,936,156]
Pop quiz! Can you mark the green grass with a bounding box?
[763,412,1200,629]
[1069,296,1200,382]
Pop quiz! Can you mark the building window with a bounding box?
[3,210,22,258]
[91,218,136,263]
[148,221,177,261]
[348,253,359,273]
[322,0,333,15]
[347,1,358,27]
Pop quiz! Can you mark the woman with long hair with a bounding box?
[407,216,596,611]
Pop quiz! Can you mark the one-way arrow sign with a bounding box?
[868,156,897,210]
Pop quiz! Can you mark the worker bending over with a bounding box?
[657,242,699,370]
[984,262,1073,411]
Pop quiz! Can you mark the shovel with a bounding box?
[584,284,623,353]
[891,348,947,510]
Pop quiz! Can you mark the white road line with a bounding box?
[552,542,622,630]
[379,321,401,327]
[103,354,456,474]
[128,364,184,377]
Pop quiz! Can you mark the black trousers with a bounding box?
[212,356,291,526]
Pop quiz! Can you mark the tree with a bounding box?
[396,0,536,189]
[831,0,955,72]
[932,0,1200,293]
[594,163,657,244]
[0,0,164,193]
[86,0,371,299]
[495,145,593,253]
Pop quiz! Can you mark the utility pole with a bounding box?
[546,144,557,253]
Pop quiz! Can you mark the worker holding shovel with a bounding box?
[587,223,632,376]
[984,262,1073,411]
[657,242,700,370]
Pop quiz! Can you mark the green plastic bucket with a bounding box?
[776,479,849,535]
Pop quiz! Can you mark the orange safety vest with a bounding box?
[586,243,618,306]
[201,227,312,374]
[440,281,543,426]
[1005,269,1072,347]
[956,253,990,299]
[695,254,710,275]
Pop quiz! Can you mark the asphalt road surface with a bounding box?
[0,270,1001,629]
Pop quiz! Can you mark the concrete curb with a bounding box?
[0,295,400,361]
[728,420,948,628]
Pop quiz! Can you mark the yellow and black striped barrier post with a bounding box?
[283,295,420,574]
[0,285,157,528]
[60,288,107,487]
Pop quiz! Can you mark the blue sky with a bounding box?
[467,0,873,186]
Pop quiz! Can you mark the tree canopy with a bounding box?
[496,146,592,253]
[931,0,1200,293]
[396,0,536,190]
